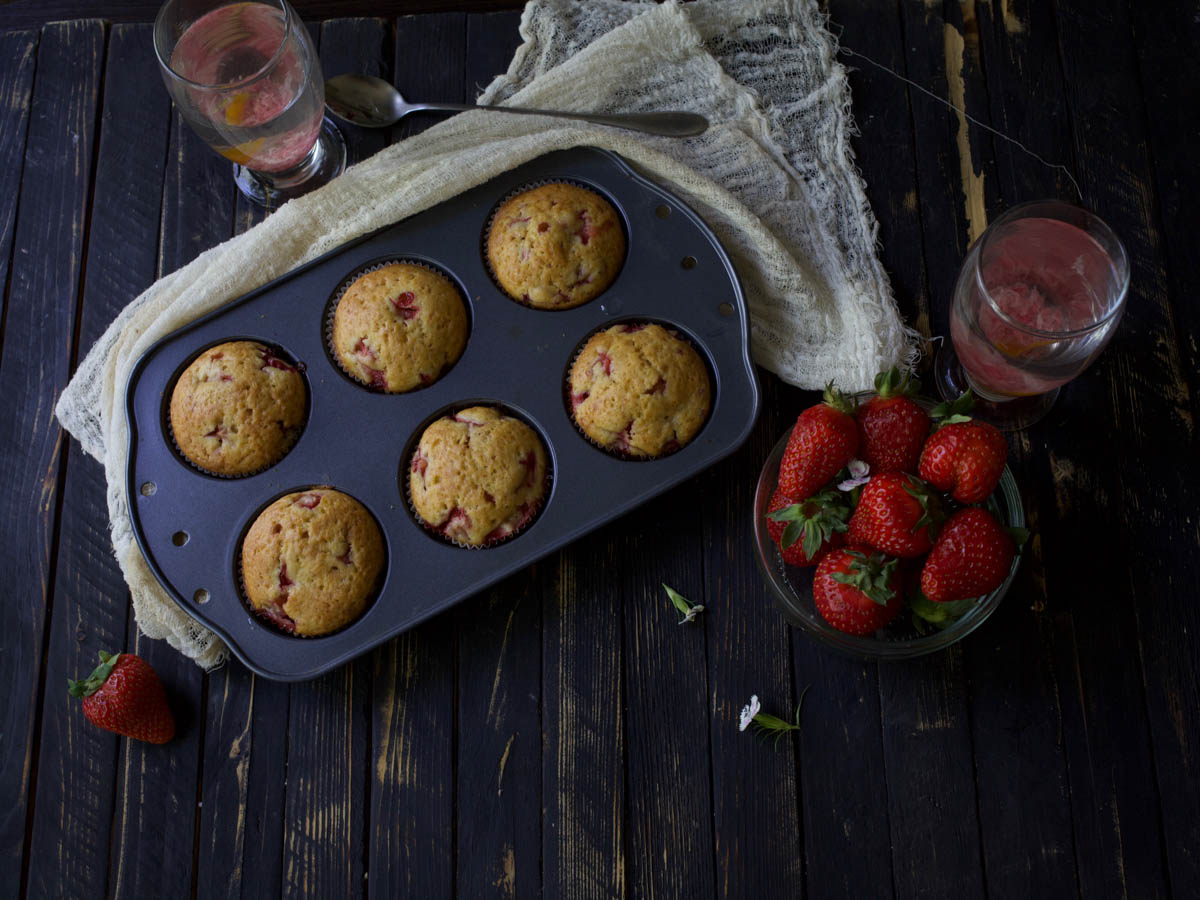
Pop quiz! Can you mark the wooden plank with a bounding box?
[620,494,717,899]
[0,29,37,359]
[452,13,545,900]
[957,2,1082,896]
[108,87,235,900]
[0,0,524,28]
[359,14,460,900]
[1128,5,1200,892]
[282,667,369,898]
[703,375,805,899]
[1037,0,1194,896]
[24,23,170,900]
[543,535,627,898]
[0,19,102,900]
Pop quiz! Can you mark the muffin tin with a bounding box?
[126,147,760,680]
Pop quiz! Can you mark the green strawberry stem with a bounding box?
[873,366,921,399]
[767,490,850,557]
[930,388,976,426]
[822,381,857,416]
[830,550,898,606]
[67,650,120,698]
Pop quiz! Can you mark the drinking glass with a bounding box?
[934,200,1130,430]
[154,0,346,207]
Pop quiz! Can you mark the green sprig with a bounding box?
[663,584,704,625]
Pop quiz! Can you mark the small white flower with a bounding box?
[678,603,705,625]
[738,694,761,732]
[838,459,871,491]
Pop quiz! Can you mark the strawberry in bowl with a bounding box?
[752,376,1025,660]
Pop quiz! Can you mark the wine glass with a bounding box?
[154,0,347,207]
[934,200,1130,430]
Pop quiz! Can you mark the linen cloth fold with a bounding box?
[55,0,916,668]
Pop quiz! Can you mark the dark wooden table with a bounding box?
[3,2,1197,897]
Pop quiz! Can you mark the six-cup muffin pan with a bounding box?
[126,147,760,680]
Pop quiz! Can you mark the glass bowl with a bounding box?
[752,425,1024,660]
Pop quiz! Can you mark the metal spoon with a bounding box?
[324,74,708,137]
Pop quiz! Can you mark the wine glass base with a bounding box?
[233,117,347,208]
[934,343,1059,431]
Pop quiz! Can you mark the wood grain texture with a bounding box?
[453,14,544,900]
[0,19,102,900]
[108,70,234,899]
[24,23,171,900]
[1042,0,1193,896]
[955,2,1080,895]
[704,376,804,900]
[620,488,717,900]
[282,666,369,898]
[0,0,523,28]
[369,627,455,898]
[0,28,37,360]
[1126,4,1200,892]
[543,540,626,899]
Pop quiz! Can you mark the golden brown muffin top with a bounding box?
[241,488,385,636]
[331,263,468,392]
[169,340,306,476]
[409,406,548,546]
[568,323,711,457]
[486,183,625,309]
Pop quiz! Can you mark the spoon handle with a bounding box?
[403,101,708,137]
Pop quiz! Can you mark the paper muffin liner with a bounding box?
[403,406,553,550]
[564,320,713,462]
[235,486,385,638]
[324,258,467,393]
[481,178,626,310]
[166,339,307,479]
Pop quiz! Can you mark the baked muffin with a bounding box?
[241,488,385,636]
[409,406,548,546]
[169,340,306,476]
[568,323,711,458]
[331,262,468,392]
[486,183,625,309]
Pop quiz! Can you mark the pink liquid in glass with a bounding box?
[168,3,322,173]
[951,217,1121,398]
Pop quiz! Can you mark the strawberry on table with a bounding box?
[846,471,940,558]
[766,487,850,567]
[777,383,859,500]
[813,546,904,635]
[920,507,1018,604]
[68,651,175,744]
[855,367,931,474]
[919,394,1008,504]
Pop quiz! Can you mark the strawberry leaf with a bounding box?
[910,590,978,628]
[67,650,121,698]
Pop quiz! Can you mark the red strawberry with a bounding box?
[855,367,931,474]
[918,392,1008,504]
[918,420,1008,504]
[846,472,940,558]
[777,384,859,499]
[766,487,849,567]
[920,507,1017,603]
[813,546,904,635]
[68,651,175,744]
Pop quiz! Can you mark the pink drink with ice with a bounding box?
[168,2,322,173]
[950,217,1124,399]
